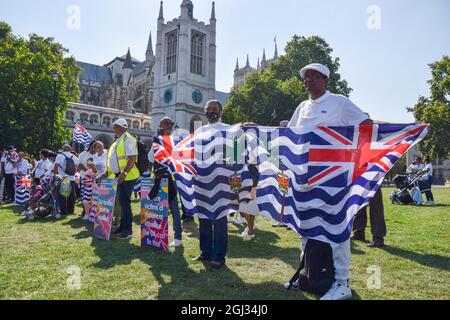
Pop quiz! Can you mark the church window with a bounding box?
[66,111,75,123]
[89,114,99,125]
[116,74,123,86]
[80,113,89,125]
[166,31,178,74]
[190,31,205,75]
[102,116,111,127]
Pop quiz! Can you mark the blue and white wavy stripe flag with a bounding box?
[255,124,429,244]
[153,124,253,220]
[14,175,31,206]
[73,124,92,150]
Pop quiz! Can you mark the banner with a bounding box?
[93,179,117,240]
[140,178,169,251]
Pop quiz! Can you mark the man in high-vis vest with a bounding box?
[99,118,139,240]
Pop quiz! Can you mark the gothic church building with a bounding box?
[66,1,226,148]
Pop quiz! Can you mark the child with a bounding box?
[81,160,96,221]
[23,177,43,215]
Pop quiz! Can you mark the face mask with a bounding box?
[205,112,221,122]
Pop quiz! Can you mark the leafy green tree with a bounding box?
[408,56,450,159]
[0,22,81,156]
[223,35,352,125]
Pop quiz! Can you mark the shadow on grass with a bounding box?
[381,245,450,271]
[89,236,310,300]
[350,240,367,255]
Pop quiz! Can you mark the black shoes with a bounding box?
[367,238,385,248]
[117,232,132,240]
[210,261,224,270]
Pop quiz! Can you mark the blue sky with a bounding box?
[1,0,449,122]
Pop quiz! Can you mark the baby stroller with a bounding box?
[390,170,427,205]
[23,175,63,221]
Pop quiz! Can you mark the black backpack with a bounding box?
[62,154,77,176]
[287,239,335,296]
[136,141,150,175]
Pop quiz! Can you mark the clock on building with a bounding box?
[192,89,203,104]
[164,88,173,104]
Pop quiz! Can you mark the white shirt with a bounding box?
[78,151,96,178]
[421,163,433,180]
[16,159,30,175]
[108,133,138,174]
[2,152,19,174]
[93,151,108,176]
[34,159,50,178]
[288,91,369,127]
[55,152,79,181]
[408,163,425,174]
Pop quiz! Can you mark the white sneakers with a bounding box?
[320,281,352,300]
[228,215,246,226]
[239,227,256,239]
[171,239,183,247]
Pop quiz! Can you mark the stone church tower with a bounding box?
[151,0,217,133]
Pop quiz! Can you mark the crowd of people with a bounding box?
[0,63,438,300]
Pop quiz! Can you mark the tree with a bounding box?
[223,35,352,125]
[407,56,450,159]
[0,22,81,156]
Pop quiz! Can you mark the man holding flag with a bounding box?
[288,63,372,300]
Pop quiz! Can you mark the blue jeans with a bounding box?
[199,216,228,263]
[169,198,182,241]
[424,176,434,202]
[117,179,137,234]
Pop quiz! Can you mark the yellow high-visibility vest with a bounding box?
[107,132,140,181]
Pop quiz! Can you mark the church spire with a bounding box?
[245,54,250,68]
[274,36,279,59]
[181,0,194,19]
[235,58,239,71]
[210,1,216,21]
[146,31,153,57]
[123,48,133,69]
[257,58,260,70]
[158,1,164,21]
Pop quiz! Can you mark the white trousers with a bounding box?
[301,237,351,281]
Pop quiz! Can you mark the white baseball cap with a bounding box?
[300,63,330,79]
[113,118,128,129]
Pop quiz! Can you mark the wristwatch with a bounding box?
[122,171,128,176]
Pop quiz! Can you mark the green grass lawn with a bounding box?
[0,188,449,300]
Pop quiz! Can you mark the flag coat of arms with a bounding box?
[152,125,254,220]
[256,124,429,244]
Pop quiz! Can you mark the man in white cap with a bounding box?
[288,63,372,300]
[99,118,139,240]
